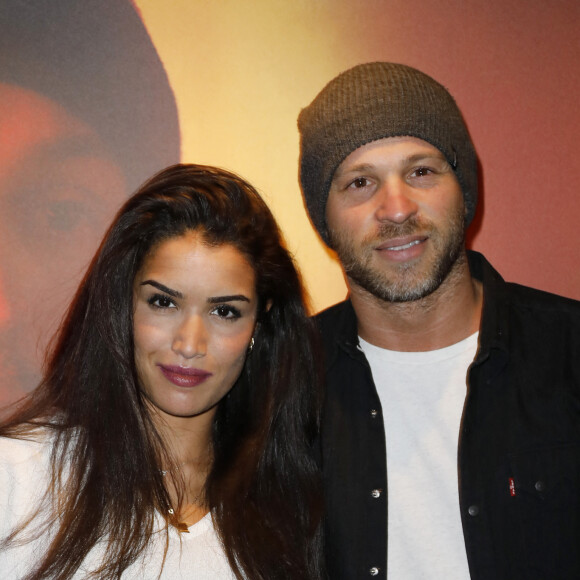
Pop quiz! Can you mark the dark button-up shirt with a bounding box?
[317,251,580,579]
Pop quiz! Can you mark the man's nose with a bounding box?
[374,178,419,224]
[171,314,207,359]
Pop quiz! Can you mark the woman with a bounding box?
[0,164,323,579]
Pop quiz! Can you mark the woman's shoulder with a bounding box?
[0,429,57,538]
[0,428,55,465]
[0,427,62,495]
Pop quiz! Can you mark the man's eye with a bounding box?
[147,294,175,309]
[412,167,433,178]
[212,305,241,320]
[350,177,369,188]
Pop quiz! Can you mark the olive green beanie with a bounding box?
[298,62,478,245]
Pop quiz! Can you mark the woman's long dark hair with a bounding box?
[0,164,323,579]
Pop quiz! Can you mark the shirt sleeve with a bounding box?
[0,434,52,577]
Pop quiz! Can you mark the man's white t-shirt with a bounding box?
[359,332,479,579]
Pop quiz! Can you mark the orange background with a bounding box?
[136,0,579,309]
[0,0,578,407]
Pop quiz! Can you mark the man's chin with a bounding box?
[353,274,441,303]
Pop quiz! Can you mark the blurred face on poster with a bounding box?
[0,0,180,407]
[0,84,126,402]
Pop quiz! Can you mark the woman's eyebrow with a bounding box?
[208,295,250,304]
[139,279,183,299]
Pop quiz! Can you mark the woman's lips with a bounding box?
[158,364,212,387]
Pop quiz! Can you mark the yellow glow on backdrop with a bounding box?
[134,0,352,313]
[134,0,580,304]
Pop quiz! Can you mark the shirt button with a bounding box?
[371,489,382,499]
[370,409,378,419]
[369,567,380,576]
[535,480,546,492]
[468,505,479,517]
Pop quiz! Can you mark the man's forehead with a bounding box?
[333,136,446,177]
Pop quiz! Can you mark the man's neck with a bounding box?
[350,253,483,352]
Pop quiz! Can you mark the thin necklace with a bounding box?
[168,508,194,533]
[160,468,205,533]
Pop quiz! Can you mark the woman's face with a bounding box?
[133,231,258,425]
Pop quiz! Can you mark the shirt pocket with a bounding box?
[508,443,580,578]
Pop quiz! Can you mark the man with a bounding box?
[0,0,180,406]
[298,62,580,579]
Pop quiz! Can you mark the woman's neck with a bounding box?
[149,405,215,528]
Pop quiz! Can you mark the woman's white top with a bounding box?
[0,433,237,579]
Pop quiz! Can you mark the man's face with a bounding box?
[0,83,126,405]
[326,136,466,303]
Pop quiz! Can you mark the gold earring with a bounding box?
[248,337,255,353]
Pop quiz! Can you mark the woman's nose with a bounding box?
[171,314,207,359]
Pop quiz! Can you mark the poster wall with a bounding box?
[0,0,180,405]
[1,0,578,407]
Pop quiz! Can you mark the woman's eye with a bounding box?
[147,294,176,309]
[212,304,241,320]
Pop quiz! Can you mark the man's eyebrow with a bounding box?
[333,163,376,179]
[139,280,183,299]
[404,152,448,164]
[207,295,250,304]
[334,152,449,180]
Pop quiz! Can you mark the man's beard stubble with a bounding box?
[328,208,466,304]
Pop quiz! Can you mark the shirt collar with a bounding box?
[467,250,511,362]
[322,250,511,366]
